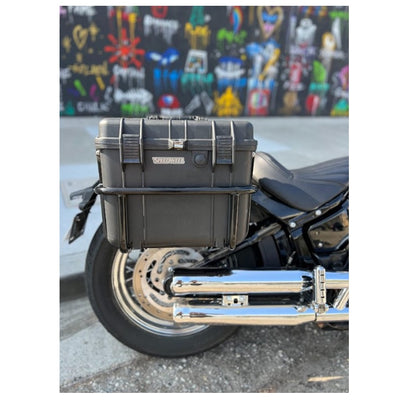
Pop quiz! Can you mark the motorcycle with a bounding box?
[67,117,349,358]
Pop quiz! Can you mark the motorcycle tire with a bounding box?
[85,224,238,357]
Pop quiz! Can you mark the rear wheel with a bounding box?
[85,225,238,357]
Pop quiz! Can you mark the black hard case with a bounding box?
[95,117,257,251]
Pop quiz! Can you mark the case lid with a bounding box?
[95,117,258,152]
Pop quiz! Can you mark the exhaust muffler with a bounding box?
[169,269,348,296]
[168,266,349,326]
[173,304,349,325]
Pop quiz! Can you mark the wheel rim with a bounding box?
[111,248,208,336]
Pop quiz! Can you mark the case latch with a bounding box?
[119,118,143,164]
[168,139,186,150]
[216,135,234,164]
[122,134,141,163]
[167,118,187,150]
[212,120,235,168]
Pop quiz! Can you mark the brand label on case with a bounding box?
[152,156,185,165]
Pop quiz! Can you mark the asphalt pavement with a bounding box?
[59,116,349,392]
[60,296,349,392]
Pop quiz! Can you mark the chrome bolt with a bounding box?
[289,222,296,228]
[315,209,322,216]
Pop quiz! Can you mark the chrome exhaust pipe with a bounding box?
[170,266,349,326]
[169,269,348,296]
[173,304,349,326]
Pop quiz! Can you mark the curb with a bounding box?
[60,273,87,302]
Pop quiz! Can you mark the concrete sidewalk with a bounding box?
[59,116,349,300]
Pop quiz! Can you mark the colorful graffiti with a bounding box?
[60,6,349,117]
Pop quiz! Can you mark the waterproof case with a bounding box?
[95,116,257,251]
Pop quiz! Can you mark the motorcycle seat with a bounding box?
[252,152,349,212]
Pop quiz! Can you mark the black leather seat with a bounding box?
[252,152,349,212]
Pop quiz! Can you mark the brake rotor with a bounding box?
[133,248,203,321]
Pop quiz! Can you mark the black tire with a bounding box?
[85,224,238,357]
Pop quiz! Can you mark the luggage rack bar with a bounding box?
[95,184,256,196]
[95,184,256,252]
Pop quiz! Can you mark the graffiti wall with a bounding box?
[60,6,349,118]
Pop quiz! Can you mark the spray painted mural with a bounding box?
[60,6,349,117]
